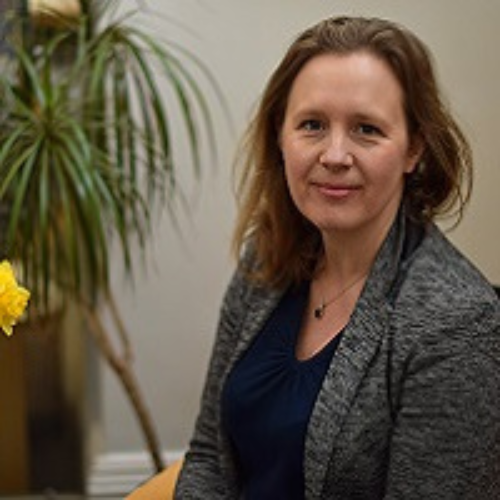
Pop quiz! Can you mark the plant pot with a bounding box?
[0,331,30,494]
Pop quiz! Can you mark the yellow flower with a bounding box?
[0,261,30,337]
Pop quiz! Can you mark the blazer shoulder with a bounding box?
[393,226,500,344]
[401,226,497,304]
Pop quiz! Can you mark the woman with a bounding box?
[175,16,500,499]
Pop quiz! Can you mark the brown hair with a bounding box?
[232,16,473,287]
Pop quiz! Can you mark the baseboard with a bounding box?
[86,449,185,496]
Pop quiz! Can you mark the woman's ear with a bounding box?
[406,134,424,174]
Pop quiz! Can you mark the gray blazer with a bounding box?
[176,212,500,499]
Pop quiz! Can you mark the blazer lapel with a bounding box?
[218,284,283,485]
[304,211,407,499]
[226,284,283,378]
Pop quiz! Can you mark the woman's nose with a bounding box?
[319,132,354,169]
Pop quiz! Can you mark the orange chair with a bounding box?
[126,460,183,500]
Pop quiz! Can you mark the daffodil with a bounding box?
[0,261,30,336]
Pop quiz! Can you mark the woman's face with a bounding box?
[280,52,422,243]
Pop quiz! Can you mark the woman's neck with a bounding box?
[317,218,393,284]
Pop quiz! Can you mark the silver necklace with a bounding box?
[313,273,368,320]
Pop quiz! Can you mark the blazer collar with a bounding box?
[304,208,410,498]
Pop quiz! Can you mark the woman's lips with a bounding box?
[314,182,360,199]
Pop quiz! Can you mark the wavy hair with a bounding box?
[232,16,473,287]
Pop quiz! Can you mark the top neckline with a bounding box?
[289,281,343,366]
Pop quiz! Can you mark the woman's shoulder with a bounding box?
[393,224,500,344]
[219,246,285,335]
[223,247,279,304]
[399,224,497,304]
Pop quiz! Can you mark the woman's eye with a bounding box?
[355,123,381,136]
[300,119,324,132]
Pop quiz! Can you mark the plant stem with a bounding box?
[105,288,133,364]
[80,296,164,473]
[78,0,94,40]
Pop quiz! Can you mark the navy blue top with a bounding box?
[221,282,342,500]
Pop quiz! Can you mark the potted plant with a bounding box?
[0,0,221,473]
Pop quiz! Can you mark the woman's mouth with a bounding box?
[314,182,360,199]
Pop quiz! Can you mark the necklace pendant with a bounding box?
[314,304,325,320]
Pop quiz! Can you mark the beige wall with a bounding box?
[98,0,500,460]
